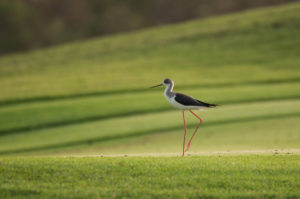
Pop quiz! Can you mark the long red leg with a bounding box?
[182,111,187,157]
[186,110,203,152]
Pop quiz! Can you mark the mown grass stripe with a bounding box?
[1,112,299,155]
[0,77,299,107]
[0,96,299,136]
[0,108,170,136]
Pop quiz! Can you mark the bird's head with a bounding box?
[150,78,173,88]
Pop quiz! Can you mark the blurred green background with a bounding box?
[1,0,298,55]
[0,1,299,156]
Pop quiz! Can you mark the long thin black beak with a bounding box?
[150,83,163,88]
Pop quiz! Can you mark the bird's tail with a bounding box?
[197,100,218,108]
[208,103,218,108]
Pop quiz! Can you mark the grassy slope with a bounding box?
[0,2,299,101]
[0,155,299,199]
[1,82,299,134]
[0,4,300,199]
[0,3,299,156]
[48,116,300,156]
[1,99,299,155]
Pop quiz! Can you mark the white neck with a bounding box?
[164,83,174,98]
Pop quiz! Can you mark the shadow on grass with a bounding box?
[0,96,299,137]
[0,188,40,197]
[0,112,299,155]
[1,77,299,107]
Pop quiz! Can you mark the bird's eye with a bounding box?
[164,79,170,84]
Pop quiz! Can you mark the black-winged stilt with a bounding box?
[151,78,217,157]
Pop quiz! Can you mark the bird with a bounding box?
[151,78,217,157]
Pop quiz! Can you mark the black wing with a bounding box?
[175,93,216,107]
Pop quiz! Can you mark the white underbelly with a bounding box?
[165,95,203,110]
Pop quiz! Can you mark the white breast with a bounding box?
[163,84,205,110]
[164,93,201,110]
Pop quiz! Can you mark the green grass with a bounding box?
[0,2,299,155]
[54,116,300,156]
[0,3,300,198]
[0,99,299,155]
[1,155,299,199]
[1,81,299,134]
[0,2,299,102]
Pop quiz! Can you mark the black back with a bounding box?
[175,93,216,107]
